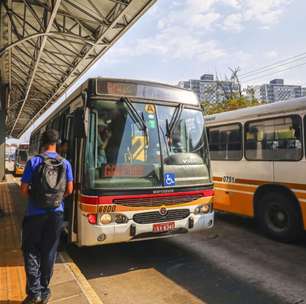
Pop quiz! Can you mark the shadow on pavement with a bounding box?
[67,237,286,304]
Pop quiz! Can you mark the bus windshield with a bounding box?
[84,99,210,190]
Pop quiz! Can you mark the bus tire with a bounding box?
[256,192,303,242]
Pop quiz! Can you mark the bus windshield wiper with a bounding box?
[166,103,184,138]
[121,97,148,141]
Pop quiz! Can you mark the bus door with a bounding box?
[67,108,86,243]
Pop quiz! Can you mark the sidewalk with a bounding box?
[0,176,103,304]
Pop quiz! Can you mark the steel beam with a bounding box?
[0,0,157,137]
[9,0,62,135]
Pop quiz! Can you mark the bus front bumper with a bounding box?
[77,211,214,247]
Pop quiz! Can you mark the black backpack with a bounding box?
[31,153,67,209]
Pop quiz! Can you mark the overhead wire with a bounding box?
[240,61,306,83]
[240,56,306,80]
[239,51,306,78]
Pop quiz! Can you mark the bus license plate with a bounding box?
[153,222,175,233]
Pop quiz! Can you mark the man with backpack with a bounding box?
[20,129,73,304]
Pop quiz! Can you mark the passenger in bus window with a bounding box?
[97,126,112,166]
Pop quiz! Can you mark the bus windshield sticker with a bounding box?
[103,164,145,177]
[145,104,155,114]
[164,173,176,186]
[148,120,156,129]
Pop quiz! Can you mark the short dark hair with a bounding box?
[40,129,59,146]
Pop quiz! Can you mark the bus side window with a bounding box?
[207,124,242,160]
[245,115,302,161]
[274,115,302,160]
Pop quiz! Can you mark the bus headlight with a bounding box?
[100,214,113,225]
[194,204,212,214]
[115,214,128,224]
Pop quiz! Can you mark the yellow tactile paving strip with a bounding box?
[0,182,27,303]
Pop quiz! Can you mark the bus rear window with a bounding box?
[245,115,302,161]
[207,123,242,160]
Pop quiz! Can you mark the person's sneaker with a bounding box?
[22,295,42,304]
[41,292,51,304]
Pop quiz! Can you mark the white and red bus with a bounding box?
[29,78,214,246]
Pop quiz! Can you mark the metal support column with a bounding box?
[0,82,7,182]
[0,109,4,181]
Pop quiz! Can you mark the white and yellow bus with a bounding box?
[29,78,214,247]
[206,97,306,242]
[14,144,29,176]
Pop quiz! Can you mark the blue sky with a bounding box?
[89,0,306,86]
[12,0,306,143]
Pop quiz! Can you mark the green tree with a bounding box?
[201,96,263,115]
[201,67,264,115]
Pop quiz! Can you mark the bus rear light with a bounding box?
[88,214,97,225]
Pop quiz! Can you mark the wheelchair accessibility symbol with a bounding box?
[164,173,176,186]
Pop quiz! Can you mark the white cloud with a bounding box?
[103,0,293,69]
[109,26,226,62]
[243,0,292,27]
[266,50,279,58]
[106,1,227,63]
[184,0,219,14]
[220,0,292,31]
[223,13,243,32]
[190,11,221,30]
[221,0,241,9]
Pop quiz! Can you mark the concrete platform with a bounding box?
[0,176,103,304]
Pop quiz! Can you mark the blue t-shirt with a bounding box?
[21,152,73,216]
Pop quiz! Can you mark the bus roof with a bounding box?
[89,78,199,105]
[205,97,306,125]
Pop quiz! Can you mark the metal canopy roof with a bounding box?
[0,0,156,138]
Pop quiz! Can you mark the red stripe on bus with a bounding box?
[80,189,214,205]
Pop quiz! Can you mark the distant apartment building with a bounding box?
[253,79,306,103]
[178,74,239,103]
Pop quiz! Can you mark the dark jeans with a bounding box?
[22,212,64,298]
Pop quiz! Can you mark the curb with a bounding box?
[59,251,104,304]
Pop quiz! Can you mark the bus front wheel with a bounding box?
[257,193,302,242]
